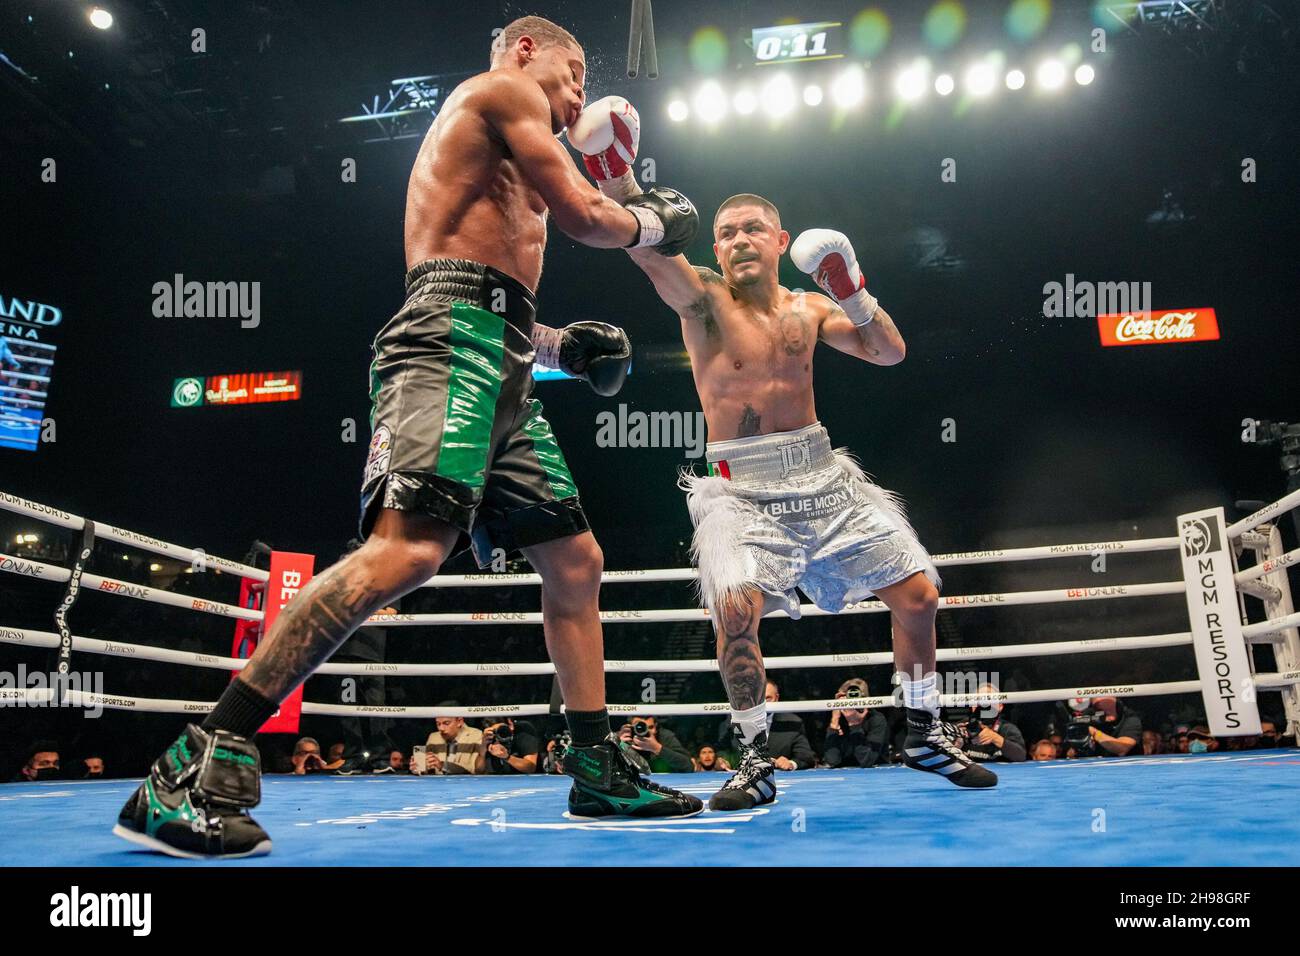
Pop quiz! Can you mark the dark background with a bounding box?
[2,0,1297,776]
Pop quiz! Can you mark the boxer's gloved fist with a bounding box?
[532,321,632,397]
[566,95,642,201]
[624,187,699,257]
[789,228,879,326]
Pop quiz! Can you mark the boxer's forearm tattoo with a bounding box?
[737,403,761,437]
[717,601,765,710]
[241,563,384,700]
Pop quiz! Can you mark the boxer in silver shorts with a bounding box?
[600,183,1000,809]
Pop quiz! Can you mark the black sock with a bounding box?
[566,709,612,747]
[906,707,937,728]
[202,678,279,738]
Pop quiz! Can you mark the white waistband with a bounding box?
[706,423,836,482]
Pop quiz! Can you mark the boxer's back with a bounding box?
[404,73,549,290]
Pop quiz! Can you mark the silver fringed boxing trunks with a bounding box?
[679,423,940,618]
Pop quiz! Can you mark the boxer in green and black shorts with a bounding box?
[361,258,586,566]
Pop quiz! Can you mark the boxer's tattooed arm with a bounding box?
[240,563,384,701]
[685,267,725,340]
[716,596,765,710]
[737,404,761,437]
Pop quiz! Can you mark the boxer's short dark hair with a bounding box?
[714,193,782,234]
[492,16,582,65]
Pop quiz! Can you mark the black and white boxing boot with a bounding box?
[708,729,777,811]
[902,711,998,788]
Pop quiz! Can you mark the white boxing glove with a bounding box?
[789,228,879,326]
[565,95,643,202]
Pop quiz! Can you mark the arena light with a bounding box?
[667,99,690,122]
[803,84,824,107]
[1005,69,1026,90]
[935,73,955,96]
[734,89,758,115]
[1036,58,1067,91]
[831,64,867,108]
[89,6,113,30]
[761,74,797,118]
[693,81,727,123]
[1075,63,1095,86]
[895,59,930,102]
[964,60,997,97]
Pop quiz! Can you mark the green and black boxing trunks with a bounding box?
[359,258,588,565]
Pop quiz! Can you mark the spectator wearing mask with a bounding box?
[82,756,106,779]
[477,719,540,774]
[763,679,818,771]
[1061,696,1141,758]
[1186,726,1218,754]
[618,715,693,773]
[823,679,889,768]
[413,710,483,775]
[11,742,60,782]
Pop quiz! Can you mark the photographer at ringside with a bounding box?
[944,683,1027,763]
[476,718,540,774]
[822,678,890,768]
[1060,696,1141,758]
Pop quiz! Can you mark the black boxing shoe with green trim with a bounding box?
[563,733,704,819]
[113,724,272,859]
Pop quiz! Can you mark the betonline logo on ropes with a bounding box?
[0,666,104,718]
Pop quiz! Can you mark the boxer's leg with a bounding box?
[875,571,997,788]
[522,530,605,712]
[239,509,458,701]
[709,587,777,810]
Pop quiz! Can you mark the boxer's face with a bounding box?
[521,38,586,134]
[714,205,789,287]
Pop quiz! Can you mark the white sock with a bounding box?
[899,671,939,718]
[731,702,768,746]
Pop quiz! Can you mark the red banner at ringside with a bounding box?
[230,551,315,734]
[1097,308,1219,347]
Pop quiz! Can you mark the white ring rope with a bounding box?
[0,552,262,621]
[0,491,269,580]
[0,625,1199,675]
[4,674,1296,719]
[419,537,1183,588]
[0,386,47,398]
[1,338,56,351]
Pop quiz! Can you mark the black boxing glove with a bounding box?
[623,187,699,257]
[531,321,632,397]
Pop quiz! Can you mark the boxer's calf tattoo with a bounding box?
[241,562,384,700]
[737,403,761,437]
[717,599,765,710]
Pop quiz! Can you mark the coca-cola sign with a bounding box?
[1098,307,1219,347]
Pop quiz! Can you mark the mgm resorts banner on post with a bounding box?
[1177,507,1261,737]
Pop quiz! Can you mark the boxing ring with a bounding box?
[2,485,1299,866]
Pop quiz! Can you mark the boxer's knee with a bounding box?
[358,510,455,588]
[536,533,604,611]
[894,574,939,624]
